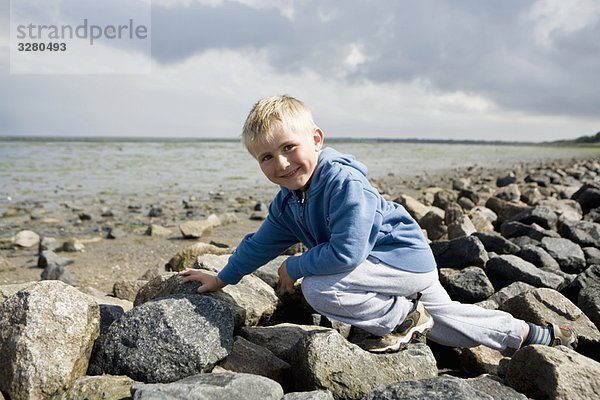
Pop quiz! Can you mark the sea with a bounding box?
[1,138,598,208]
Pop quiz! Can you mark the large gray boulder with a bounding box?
[579,284,600,330]
[508,205,558,230]
[505,345,600,400]
[0,281,100,400]
[131,372,284,400]
[240,323,332,363]
[362,374,526,400]
[284,390,334,400]
[134,272,279,328]
[218,336,291,389]
[49,375,133,400]
[558,219,600,247]
[290,330,437,400]
[88,294,234,383]
[500,288,600,360]
[485,254,564,291]
[439,267,495,303]
[541,237,587,273]
[472,232,520,255]
[430,235,489,269]
[516,245,561,270]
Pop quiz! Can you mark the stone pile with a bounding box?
[1,155,600,399]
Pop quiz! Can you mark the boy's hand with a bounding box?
[278,260,296,294]
[179,269,226,293]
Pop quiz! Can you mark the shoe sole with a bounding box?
[369,323,434,354]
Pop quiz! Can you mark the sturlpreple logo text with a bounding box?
[15,18,148,46]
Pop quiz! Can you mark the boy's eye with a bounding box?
[283,144,295,152]
[261,155,272,162]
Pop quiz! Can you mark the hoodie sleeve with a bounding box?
[218,201,299,285]
[285,178,382,280]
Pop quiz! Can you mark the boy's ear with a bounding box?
[312,128,324,150]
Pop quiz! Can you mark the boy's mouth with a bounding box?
[280,167,300,179]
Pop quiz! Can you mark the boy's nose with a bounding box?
[276,155,290,169]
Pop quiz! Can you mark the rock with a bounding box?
[134,272,279,328]
[292,332,437,399]
[500,288,600,360]
[579,284,600,330]
[459,345,505,376]
[218,336,290,389]
[284,390,334,400]
[240,323,332,363]
[468,208,496,233]
[493,183,521,202]
[485,254,564,290]
[521,186,543,205]
[39,236,60,252]
[195,253,229,272]
[0,283,34,303]
[13,230,40,248]
[112,279,148,302]
[363,374,526,400]
[78,212,92,221]
[505,345,600,400]
[538,198,583,222]
[562,264,600,302]
[254,255,288,288]
[0,281,100,400]
[558,219,600,247]
[447,215,476,240]
[219,212,239,225]
[433,189,457,210]
[62,238,85,252]
[130,372,284,400]
[430,235,488,268]
[515,245,560,270]
[484,197,529,224]
[572,183,600,214]
[439,267,495,303]
[496,173,517,187]
[486,281,536,309]
[583,247,600,265]
[525,172,551,187]
[420,210,447,241]
[106,227,126,239]
[148,207,163,217]
[500,221,560,241]
[49,375,133,400]
[396,194,431,222]
[472,232,520,255]
[37,250,73,269]
[145,224,172,236]
[508,205,558,230]
[179,220,213,238]
[444,202,464,225]
[165,242,229,272]
[41,260,77,286]
[88,294,234,383]
[541,237,587,273]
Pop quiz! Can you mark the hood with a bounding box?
[308,147,369,192]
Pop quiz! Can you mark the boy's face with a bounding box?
[253,126,324,191]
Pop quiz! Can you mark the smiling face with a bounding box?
[253,126,324,191]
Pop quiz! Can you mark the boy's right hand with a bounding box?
[179,269,227,293]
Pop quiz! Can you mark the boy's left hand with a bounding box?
[278,260,296,294]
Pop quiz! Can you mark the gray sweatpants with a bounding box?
[301,259,527,352]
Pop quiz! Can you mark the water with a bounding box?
[1,139,598,207]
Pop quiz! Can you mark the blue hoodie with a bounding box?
[218,147,437,284]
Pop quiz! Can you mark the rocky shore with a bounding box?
[1,153,600,399]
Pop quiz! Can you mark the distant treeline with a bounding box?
[549,131,600,146]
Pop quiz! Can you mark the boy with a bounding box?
[180,95,576,354]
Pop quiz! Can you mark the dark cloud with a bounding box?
[150,0,600,118]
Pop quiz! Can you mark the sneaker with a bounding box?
[548,322,577,349]
[360,293,434,354]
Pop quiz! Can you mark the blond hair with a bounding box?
[242,95,318,156]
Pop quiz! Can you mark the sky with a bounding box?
[1,0,599,142]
